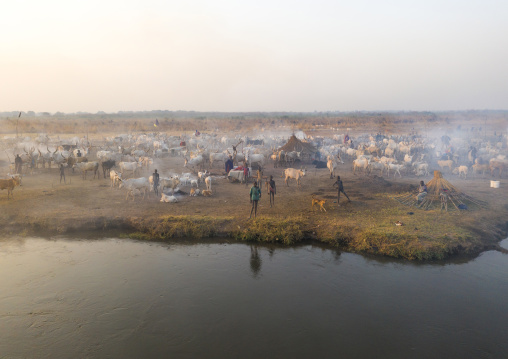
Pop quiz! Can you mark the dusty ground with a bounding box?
[1,150,507,260]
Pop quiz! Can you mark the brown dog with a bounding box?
[311,195,327,212]
[202,190,212,197]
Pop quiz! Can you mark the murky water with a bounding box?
[1,237,507,359]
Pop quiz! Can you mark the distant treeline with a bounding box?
[0,110,506,135]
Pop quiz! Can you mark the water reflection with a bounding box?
[249,245,262,277]
[1,237,507,359]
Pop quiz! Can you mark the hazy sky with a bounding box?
[1,0,507,113]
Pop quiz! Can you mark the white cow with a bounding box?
[386,163,405,177]
[228,170,245,183]
[119,161,141,178]
[453,165,469,179]
[283,168,306,187]
[119,177,150,200]
[160,193,178,203]
[75,161,100,179]
[209,152,228,168]
[353,158,369,174]
[205,176,212,191]
[246,152,265,168]
[327,158,336,179]
[184,155,204,171]
[368,161,385,175]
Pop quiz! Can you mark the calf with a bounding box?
[205,176,212,191]
[438,160,454,172]
[0,175,22,199]
[110,170,122,189]
[453,165,468,179]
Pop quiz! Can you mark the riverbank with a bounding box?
[1,150,507,261]
[2,181,506,261]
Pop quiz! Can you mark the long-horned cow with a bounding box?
[75,161,100,179]
[119,161,141,178]
[118,177,150,200]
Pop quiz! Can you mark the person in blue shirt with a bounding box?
[225,156,234,174]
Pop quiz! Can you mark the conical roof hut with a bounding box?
[278,134,317,155]
[394,171,487,211]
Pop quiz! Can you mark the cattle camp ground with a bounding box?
[0,111,507,260]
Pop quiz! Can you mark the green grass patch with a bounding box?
[129,215,234,240]
[232,217,305,245]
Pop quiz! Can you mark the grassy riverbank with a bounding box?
[119,208,506,260]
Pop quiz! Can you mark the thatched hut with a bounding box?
[394,171,487,211]
[278,135,317,159]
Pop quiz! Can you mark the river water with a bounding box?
[1,237,507,359]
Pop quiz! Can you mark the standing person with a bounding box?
[76,149,82,157]
[243,164,250,186]
[332,175,351,207]
[249,181,261,219]
[59,164,66,184]
[225,155,234,174]
[268,175,276,207]
[14,154,22,174]
[152,169,160,196]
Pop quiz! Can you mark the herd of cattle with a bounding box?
[1,128,507,200]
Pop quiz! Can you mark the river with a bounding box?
[1,237,507,359]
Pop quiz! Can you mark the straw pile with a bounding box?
[393,170,487,211]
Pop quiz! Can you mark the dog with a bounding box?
[202,189,212,197]
[190,188,200,196]
[311,195,327,212]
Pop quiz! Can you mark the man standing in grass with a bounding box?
[268,175,276,207]
[333,175,350,207]
[152,169,160,196]
[249,181,261,219]
[59,164,66,184]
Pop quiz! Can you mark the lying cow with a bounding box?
[161,193,178,203]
